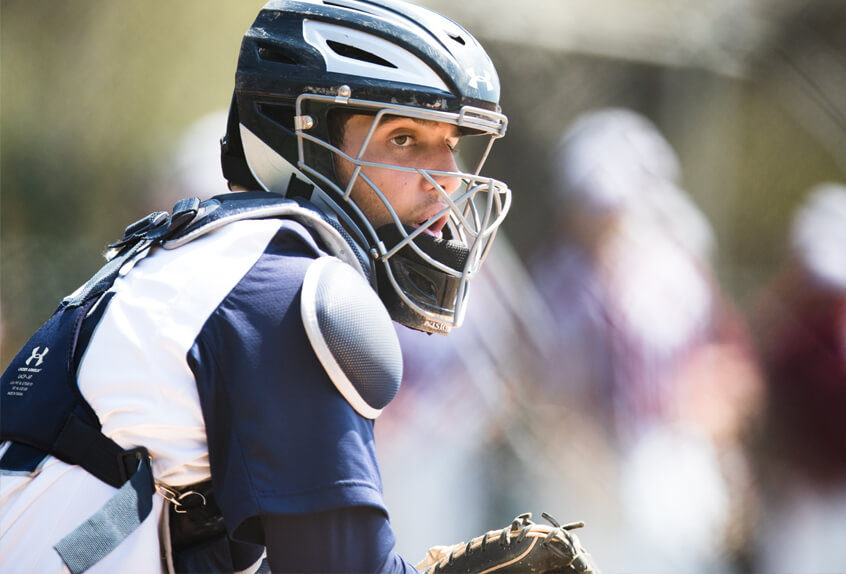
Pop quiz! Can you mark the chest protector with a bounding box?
[0,191,368,574]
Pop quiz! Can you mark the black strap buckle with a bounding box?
[153,197,200,241]
[117,446,150,483]
[107,211,169,251]
[107,198,201,252]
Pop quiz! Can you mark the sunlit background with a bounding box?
[2,1,845,573]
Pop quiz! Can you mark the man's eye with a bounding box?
[391,134,414,147]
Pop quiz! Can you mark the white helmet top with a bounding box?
[790,182,846,291]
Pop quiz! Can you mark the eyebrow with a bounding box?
[378,116,460,136]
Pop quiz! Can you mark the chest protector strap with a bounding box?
[0,192,366,573]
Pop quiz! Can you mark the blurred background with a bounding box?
[2,1,846,573]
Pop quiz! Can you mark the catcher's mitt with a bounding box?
[415,512,599,574]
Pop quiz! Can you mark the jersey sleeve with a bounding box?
[186,221,387,541]
[261,506,419,573]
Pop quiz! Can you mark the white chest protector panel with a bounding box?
[301,257,403,419]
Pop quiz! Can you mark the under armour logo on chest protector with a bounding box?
[25,346,50,367]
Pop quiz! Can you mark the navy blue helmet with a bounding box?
[222,0,510,334]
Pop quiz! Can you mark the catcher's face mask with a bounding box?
[225,0,512,334]
[298,96,511,334]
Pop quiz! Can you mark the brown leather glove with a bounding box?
[415,512,600,574]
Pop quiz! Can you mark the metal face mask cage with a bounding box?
[294,92,511,332]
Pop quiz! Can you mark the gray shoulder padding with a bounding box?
[301,257,403,419]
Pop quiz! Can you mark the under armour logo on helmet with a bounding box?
[25,346,49,367]
[466,68,493,91]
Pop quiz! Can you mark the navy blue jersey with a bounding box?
[0,216,415,573]
[187,221,386,538]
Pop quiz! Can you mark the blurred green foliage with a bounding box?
[1,1,263,361]
[2,1,844,364]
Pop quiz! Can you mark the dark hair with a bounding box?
[328,108,355,150]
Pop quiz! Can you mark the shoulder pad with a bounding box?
[301,257,402,419]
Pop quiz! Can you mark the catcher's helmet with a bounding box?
[222,0,510,335]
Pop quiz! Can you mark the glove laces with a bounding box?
[440,512,586,568]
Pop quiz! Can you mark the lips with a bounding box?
[416,205,449,239]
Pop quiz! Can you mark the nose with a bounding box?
[426,146,461,195]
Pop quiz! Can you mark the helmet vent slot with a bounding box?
[326,40,397,69]
[257,43,299,65]
[448,33,466,46]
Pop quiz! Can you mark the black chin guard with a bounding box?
[375,224,470,335]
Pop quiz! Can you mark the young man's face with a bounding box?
[334,114,461,239]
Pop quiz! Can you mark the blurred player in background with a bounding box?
[529,108,762,574]
[751,182,846,574]
[145,109,231,209]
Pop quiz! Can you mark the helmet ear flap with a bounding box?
[221,93,262,191]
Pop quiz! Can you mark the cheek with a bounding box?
[351,161,426,226]
[334,152,358,189]
[370,169,418,213]
[349,171,393,227]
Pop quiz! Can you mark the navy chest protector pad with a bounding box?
[0,191,370,573]
[301,257,402,419]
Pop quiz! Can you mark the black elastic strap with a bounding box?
[52,413,140,488]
